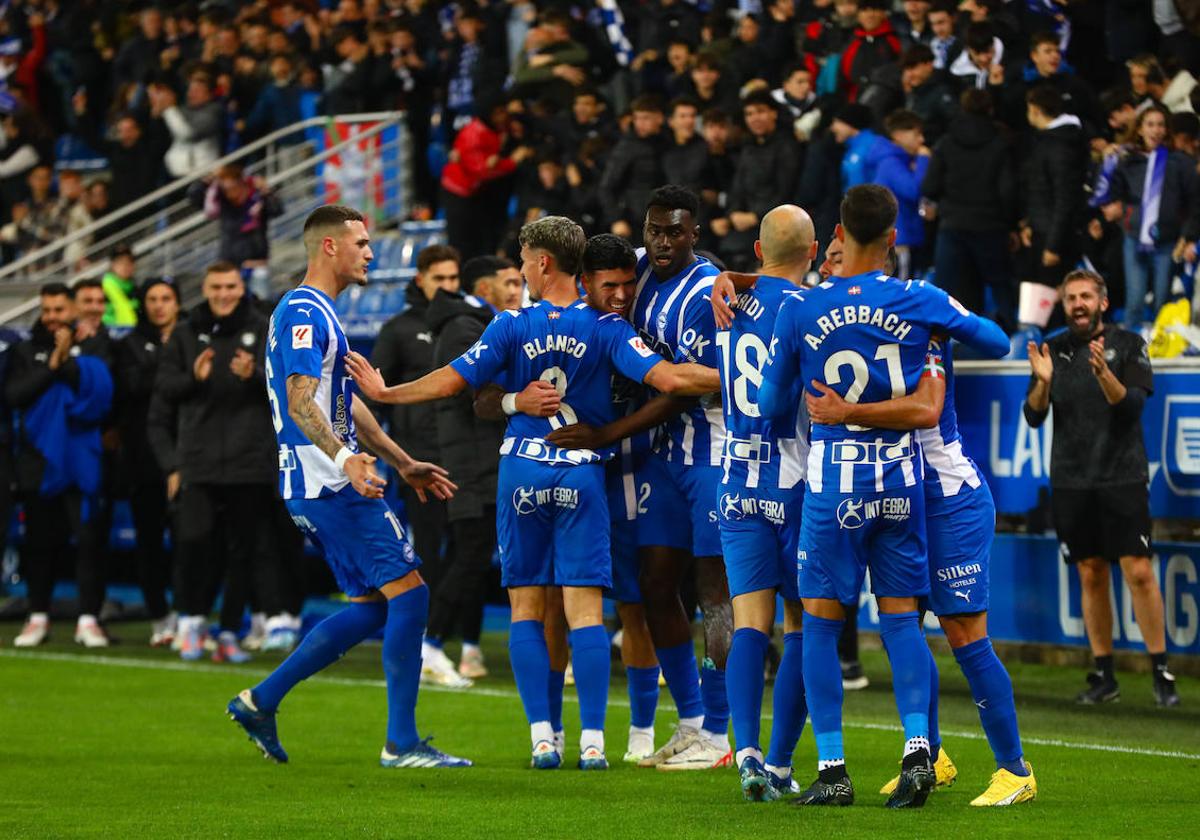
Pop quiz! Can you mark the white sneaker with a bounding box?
[458,647,488,679]
[623,729,656,763]
[421,645,473,688]
[14,615,49,647]
[149,613,177,647]
[637,724,700,767]
[656,735,733,771]
[242,613,268,651]
[74,616,110,648]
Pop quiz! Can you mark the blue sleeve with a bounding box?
[760,294,804,419]
[606,317,662,384]
[917,283,1009,359]
[449,313,512,388]
[277,306,329,380]
[674,285,719,367]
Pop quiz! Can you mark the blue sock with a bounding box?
[508,620,551,726]
[927,644,941,761]
[626,665,660,729]
[700,659,729,739]
[656,641,704,720]
[727,628,769,752]
[253,601,387,712]
[878,612,930,745]
[548,669,566,733]
[425,636,443,649]
[802,614,845,764]
[382,586,428,753]
[569,625,610,732]
[953,637,1027,776]
[766,631,807,769]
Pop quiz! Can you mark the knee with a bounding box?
[1123,560,1158,594]
[639,567,677,604]
[1076,560,1108,589]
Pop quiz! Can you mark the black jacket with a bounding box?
[728,128,801,220]
[922,114,1016,231]
[4,322,113,495]
[1109,148,1200,246]
[662,135,709,193]
[427,290,504,522]
[598,131,666,228]
[1022,119,1088,255]
[371,283,440,462]
[152,298,275,485]
[859,65,958,145]
[114,319,174,486]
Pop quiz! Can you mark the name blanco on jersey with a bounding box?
[805,305,913,350]
[522,334,588,360]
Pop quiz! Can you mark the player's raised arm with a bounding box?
[918,283,1009,359]
[345,352,468,405]
[350,395,456,502]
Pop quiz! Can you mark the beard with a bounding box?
[1067,307,1102,338]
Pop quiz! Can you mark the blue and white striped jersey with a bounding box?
[267,285,357,500]
[717,275,809,491]
[630,249,724,466]
[916,339,984,500]
[763,272,1007,495]
[449,298,661,466]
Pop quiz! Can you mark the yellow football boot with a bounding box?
[970,762,1037,807]
[879,748,958,795]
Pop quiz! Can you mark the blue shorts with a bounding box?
[798,483,928,603]
[497,456,611,589]
[923,482,994,616]
[286,487,420,598]
[605,465,641,603]
[718,485,803,601]
[635,452,722,557]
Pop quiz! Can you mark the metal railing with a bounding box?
[0,112,410,324]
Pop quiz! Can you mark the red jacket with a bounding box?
[440,118,516,198]
[840,20,901,103]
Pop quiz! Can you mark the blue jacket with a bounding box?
[24,355,112,498]
[873,139,930,248]
[841,129,882,191]
[243,83,304,143]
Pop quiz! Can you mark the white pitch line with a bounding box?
[4,649,1199,762]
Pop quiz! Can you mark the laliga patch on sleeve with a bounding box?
[628,336,655,358]
[947,295,970,317]
[292,324,313,349]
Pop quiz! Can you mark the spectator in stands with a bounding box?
[841,0,903,102]
[801,0,860,59]
[1003,31,1100,135]
[771,59,823,141]
[1171,111,1200,156]
[1127,54,1168,109]
[549,88,617,159]
[662,98,707,193]
[922,88,1017,326]
[926,0,960,70]
[441,96,533,260]
[114,278,181,647]
[63,178,112,270]
[830,102,883,189]
[325,26,392,115]
[511,9,589,109]
[861,43,956,144]
[0,106,53,221]
[113,6,166,93]
[1103,104,1200,326]
[893,0,933,46]
[239,53,304,144]
[153,262,281,664]
[443,5,504,129]
[421,255,522,681]
[1023,269,1179,708]
[101,244,139,327]
[9,283,114,649]
[678,53,739,116]
[371,245,462,685]
[0,164,67,259]
[873,110,931,279]
[72,279,114,358]
[1020,86,1088,312]
[72,91,167,214]
[698,108,737,238]
[711,91,801,270]
[949,21,1006,92]
[519,154,573,225]
[599,94,666,239]
[188,163,283,268]
[153,71,223,180]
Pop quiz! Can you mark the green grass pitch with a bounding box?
[2,626,1198,839]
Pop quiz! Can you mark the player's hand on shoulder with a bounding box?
[516,380,561,417]
[399,459,457,503]
[805,380,851,425]
[545,422,600,450]
[345,351,386,400]
[345,452,386,499]
[712,271,738,329]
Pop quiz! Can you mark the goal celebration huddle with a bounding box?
[230,184,1037,808]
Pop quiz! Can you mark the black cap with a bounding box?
[834,103,874,131]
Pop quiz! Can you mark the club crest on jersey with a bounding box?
[291,325,312,349]
[656,310,668,333]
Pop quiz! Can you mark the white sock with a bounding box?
[29,612,48,624]
[530,721,554,748]
[903,736,930,758]
[735,747,763,767]
[580,728,605,753]
[765,763,790,779]
[818,758,845,772]
[77,613,97,625]
[679,715,703,731]
[462,642,481,656]
[700,729,730,751]
[628,725,654,739]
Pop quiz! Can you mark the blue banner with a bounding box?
[954,360,1200,518]
[857,535,1200,655]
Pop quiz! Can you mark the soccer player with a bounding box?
[346,216,719,770]
[730,185,1009,807]
[628,185,733,770]
[227,204,470,769]
[714,206,818,801]
[807,333,1038,806]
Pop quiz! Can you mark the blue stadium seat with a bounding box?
[382,283,409,316]
[1005,326,1042,361]
[356,284,388,316]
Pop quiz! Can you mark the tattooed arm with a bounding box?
[287,373,383,498]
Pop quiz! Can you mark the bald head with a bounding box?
[756,205,816,273]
